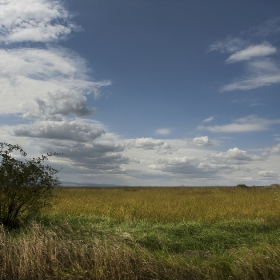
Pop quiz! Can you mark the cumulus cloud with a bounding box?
[212,147,260,162]
[43,140,129,174]
[149,147,260,178]
[129,137,164,149]
[199,147,260,172]
[199,115,280,133]
[258,170,279,177]
[13,119,105,142]
[185,136,218,147]
[0,1,111,117]
[149,156,216,178]
[155,128,171,135]
[22,90,95,120]
[0,0,130,181]
[262,143,280,156]
[0,47,111,115]
[0,0,79,44]
[129,137,178,154]
[225,42,277,63]
[157,142,178,155]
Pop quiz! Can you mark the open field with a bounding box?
[50,186,280,222]
[1,186,280,279]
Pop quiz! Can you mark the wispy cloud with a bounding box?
[250,17,280,37]
[0,0,79,44]
[210,19,280,92]
[225,42,277,63]
[199,116,280,133]
[222,53,280,92]
[221,70,280,91]
[155,128,171,135]
[209,37,248,53]
[203,116,214,123]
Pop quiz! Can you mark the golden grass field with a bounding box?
[49,185,280,222]
[2,185,280,279]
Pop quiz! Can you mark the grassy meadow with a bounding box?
[1,185,280,279]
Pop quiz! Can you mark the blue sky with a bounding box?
[1,0,280,186]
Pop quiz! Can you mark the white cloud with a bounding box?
[42,140,130,174]
[251,17,280,37]
[185,136,218,147]
[0,47,111,115]
[203,116,214,123]
[225,42,277,63]
[221,57,280,91]
[258,170,279,177]
[155,128,171,135]
[129,137,178,154]
[22,90,95,120]
[149,147,260,178]
[2,1,278,186]
[263,143,280,155]
[221,73,280,91]
[0,0,129,182]
[129,137,164,149]
[199,116,280,133]
[0,0,79,44]
[149,156,215,178]
[210,21,280,92]
[0,1,110,117]
[213,147,260,162]
[13,119,105,142]
[209,37,247,53]
[157,142,178,155]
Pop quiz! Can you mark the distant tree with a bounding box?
[0,142,61,229]
[236,184,248,188]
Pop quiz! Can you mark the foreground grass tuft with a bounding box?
[0,220,201,280]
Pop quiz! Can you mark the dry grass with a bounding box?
[49,186,280,223]
[0,221,201,280]
[2,186,280,279]
[1,220,280,279]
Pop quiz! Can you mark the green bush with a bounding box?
[0,142,61,229]
[236,184,248,188]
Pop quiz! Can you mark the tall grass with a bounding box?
[49,186,280,222]
[2,217,280,279]
[1,186,280,279]
[0,221,168,280]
